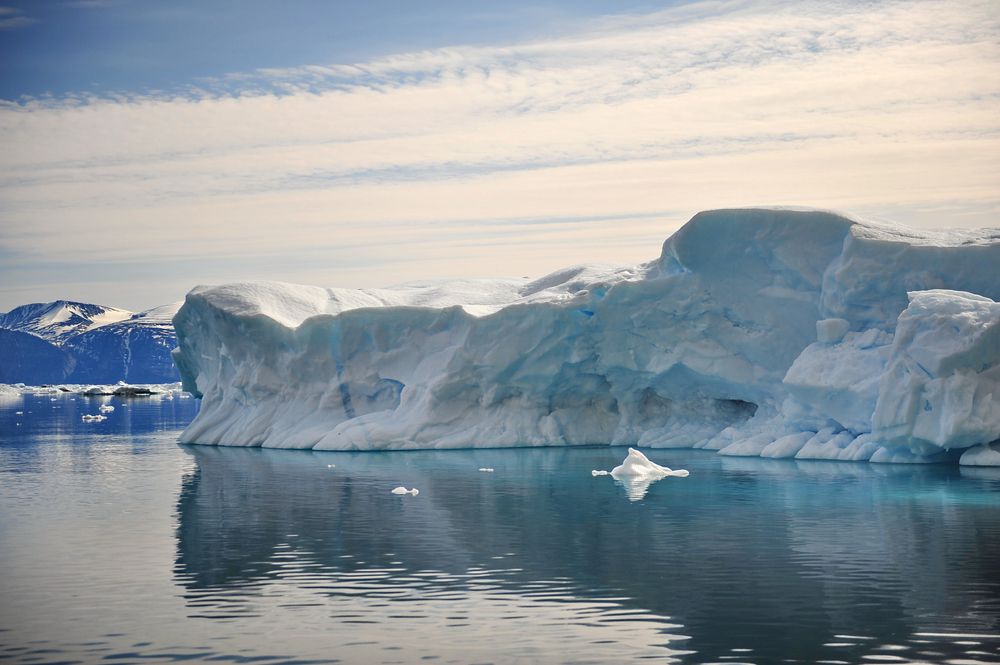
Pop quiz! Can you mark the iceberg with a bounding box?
[600,447,689,501]
[609,448,690,479]
[872,290,1000,455]
[172,208,1000,465]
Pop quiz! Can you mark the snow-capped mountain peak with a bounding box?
[0,299,182,384]
[0,300,133,345]
[127,302,182,326]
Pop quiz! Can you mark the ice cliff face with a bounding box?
[172,208,1000,465]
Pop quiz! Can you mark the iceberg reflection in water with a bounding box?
[1,394,998,664]
[175,445,696,662]
[174,444,1000,664]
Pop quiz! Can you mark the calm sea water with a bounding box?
[1,393,999,665]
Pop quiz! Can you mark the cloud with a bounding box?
[0,0,998,308]
[64,0,119,7]
[0,6,35,30]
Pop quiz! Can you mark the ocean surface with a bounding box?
[1,392,999,665]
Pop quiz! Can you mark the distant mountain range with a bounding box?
[0,300,182,384]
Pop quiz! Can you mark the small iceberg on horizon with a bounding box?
[391,486,419,496]
[596,448,689,501]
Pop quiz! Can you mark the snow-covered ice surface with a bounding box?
[172,208,1000,465]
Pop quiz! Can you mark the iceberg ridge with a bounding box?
[172,208,1000,465]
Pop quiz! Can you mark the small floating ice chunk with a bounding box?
[81,414,107,422]
[327,464,336,468]
[15,411,23,415]
[478,467,494,472]
[600,448,689,501]
[391,486,419,496]
[99,405,115,413]
[611,448,689,479]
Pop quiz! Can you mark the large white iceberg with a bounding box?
[172,209,1000,465]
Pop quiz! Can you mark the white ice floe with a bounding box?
[81,414,107,422]
[391,486,419,496]
[610,448,690,479]
[478,468,494,472]
[169,208,1000,465]
[597,448,689,501]
[99,404,115,413]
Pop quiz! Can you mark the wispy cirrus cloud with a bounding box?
[0,6,35,30]
[0,0,998,309]
[63,0,119,8]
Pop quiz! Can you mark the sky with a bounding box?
[1,0,998,312]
